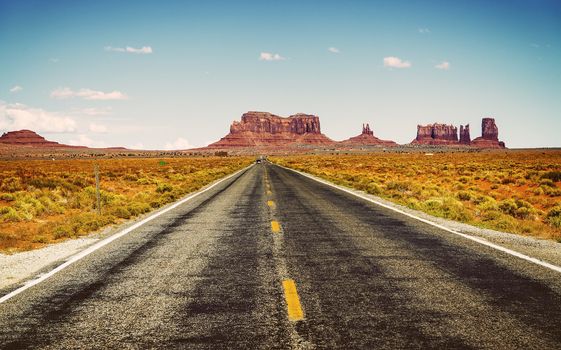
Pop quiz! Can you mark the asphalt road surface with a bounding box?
[1,162,561,349]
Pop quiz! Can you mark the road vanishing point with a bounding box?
[1,162,561,349]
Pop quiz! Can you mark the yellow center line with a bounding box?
[282,279,304,321]
[267,200,275,208]
[271,220,281,233]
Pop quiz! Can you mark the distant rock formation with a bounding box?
[206,111,334,148]
[411,123,459,145]
[339,123,397,147]
[0,130,61,147]
[471,118,505,148]
[410,118,505,148]
[459,124,471,145]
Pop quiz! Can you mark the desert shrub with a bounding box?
[32,236,49,244]
[123,173,139,181]
[386,181,411,192]
[533,187,545,196]
[27,178,59,189]
[541,171,561,182]
[137,177,153,185]
[1,207,22,222]
[156,183,174,193]
[542,186,561,197]
[365,183,382,195]
[111,207,131,219]
[540,179,557,188]
[501,177,516,185]
[127,202,151,216]
[547,206,561,228]
[457,191,473,201]
[406,198,421,210]
[498,199,517,216]
[423,197,472,222]
[0,193,15,201]
[0,177,23,192]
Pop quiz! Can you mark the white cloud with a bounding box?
[418,28,431,34]
[435,61,451,70]
[68,134,107,148]
[164,137,193,150]
[259,52,286,61]
[78,107,113,116]
[104,46,153,54]
[383,56,412,69]
[328,47,340,54]
[0,101,76,133]
[49,58,59,63]
[51,87,128,100]
[89,123,108,133]
[9,85,23,93]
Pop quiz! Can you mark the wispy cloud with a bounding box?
[418,28,431,34]
[435,61,451,70]
[89,123,108,133]
[259,52,286,61]
[51,87,128,101]
[328,47,340,54]
[164,137,193,150]
[68,134,107,148]
[9,85,23,93]
[0,101,76,133]
[104,46,153,54]
[49,58,59,63]
[77,107,113,116]
[383,56,412,69]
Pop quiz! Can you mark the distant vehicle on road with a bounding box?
[256,159,262,164]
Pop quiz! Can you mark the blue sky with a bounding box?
[1,0,560,148]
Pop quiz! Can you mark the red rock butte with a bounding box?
[411,118,505,148]
[339,123,397,146]
[206,111,335,148]
[0,130,61,147]
[471,118,506,148]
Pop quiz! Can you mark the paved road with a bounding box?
[1,162,561,349]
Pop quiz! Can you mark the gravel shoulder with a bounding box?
[284,166,561,269]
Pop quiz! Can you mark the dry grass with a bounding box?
[272,150,561,241]
[0,157,252,253]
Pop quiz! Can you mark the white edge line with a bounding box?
[278,164,561,274]
[0,164,253,304]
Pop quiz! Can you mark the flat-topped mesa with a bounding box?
[229,111,322,135]
[411,123,459,145]
[340,123,397,147]
[471,117,506,148]
[0,130,60,146]
[459,124,471,145]
[208,111,334,148]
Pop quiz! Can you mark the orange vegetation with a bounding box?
[0,157,252,253]
[272,150,561,241]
